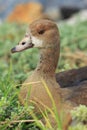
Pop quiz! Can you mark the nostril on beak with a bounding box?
[22,42,26,45]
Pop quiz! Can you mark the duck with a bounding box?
[11,19,87,129]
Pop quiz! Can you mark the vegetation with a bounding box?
[0,20,87,129]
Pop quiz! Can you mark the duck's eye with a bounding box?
[38,30,45,35]
[22,42,26,45]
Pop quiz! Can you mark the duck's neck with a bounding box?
[35,46,60,78]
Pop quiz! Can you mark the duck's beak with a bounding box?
[11,43,34,53]
[11,35,34,53]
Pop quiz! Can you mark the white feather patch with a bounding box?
[31,36,43,48]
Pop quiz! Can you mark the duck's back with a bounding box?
[56,66,87,106]
[67,81,87,105]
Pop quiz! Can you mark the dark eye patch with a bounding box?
[38,30,45,35]
[22,42,26,45]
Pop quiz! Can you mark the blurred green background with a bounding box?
[0,1,87,129]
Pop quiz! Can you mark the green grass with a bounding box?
[0,21,87,129]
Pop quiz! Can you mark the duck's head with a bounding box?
[11,19,60,53]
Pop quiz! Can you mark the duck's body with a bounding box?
[56,66,87,105]
[19,70,62,110]
[11,19,87,129]
[56,66,87,88]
